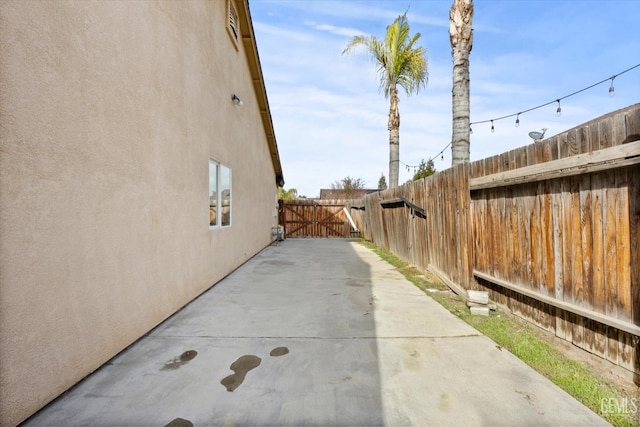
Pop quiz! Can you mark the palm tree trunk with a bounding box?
[450,0,473,166]
[451,47,470,165]
[389,128,400,188]
[388,88,400,188]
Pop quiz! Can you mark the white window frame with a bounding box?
[209,159,232,229]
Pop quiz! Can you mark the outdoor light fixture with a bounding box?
[515,113,520,127]
[231,94,243,106]
[556,99,561,117]
[609,76,615,97]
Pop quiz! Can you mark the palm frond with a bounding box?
[342,11,428,98]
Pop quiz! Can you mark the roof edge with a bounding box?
[236,0,284,187]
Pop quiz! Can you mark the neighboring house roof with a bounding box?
[319,189,379,200]
[237,0,284,187]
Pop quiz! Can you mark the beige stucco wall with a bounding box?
[0,1,281,425]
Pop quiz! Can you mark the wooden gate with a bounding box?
[279,199,352,238]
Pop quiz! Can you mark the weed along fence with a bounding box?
[360,103,640,376]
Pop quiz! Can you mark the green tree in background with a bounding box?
[278,187,298,200]
[378,173,388,190]
[331,176,366,199]
[412,159,436,181]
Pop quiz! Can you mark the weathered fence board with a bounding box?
[631,169,640,328]
[360,103,640,376]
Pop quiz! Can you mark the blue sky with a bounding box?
[250,0,640,198]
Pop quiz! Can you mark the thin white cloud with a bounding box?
[252,21,313,43]
[251,0,640,197]
[313,23,366,38]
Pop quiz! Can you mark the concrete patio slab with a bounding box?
[22,239,608,426]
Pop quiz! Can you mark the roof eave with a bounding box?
[236,0,284,187]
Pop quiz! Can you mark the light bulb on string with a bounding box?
[609,76,615,97]
[463,63,640,140]
[441,154,444,161]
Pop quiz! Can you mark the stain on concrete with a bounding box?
[269,346,289,357]
[164,418,193,427]
[161,350,198,371]
[346,279,365,287]
[516,390,545,415]
[264,260,295,266]
[438,393,451,411]
[221,355,262,392]
[404,349,421,371]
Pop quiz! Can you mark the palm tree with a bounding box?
[342,13,428,188]
[449,0,474,165]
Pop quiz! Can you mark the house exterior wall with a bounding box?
[0,1,281,425]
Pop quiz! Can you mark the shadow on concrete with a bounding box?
[21,239,385,426]
[21,239,613,426]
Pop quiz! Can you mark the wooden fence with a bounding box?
[279,199,359,238]
[362,165,473,294]
[360,104,640,376]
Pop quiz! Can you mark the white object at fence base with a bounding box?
[467,290,489,304]
[470,306,489,316]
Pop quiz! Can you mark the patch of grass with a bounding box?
[360,240,448,293]
[360,239,639,427]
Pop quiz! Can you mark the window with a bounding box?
[227,0,240,49]
[209,160,232,227]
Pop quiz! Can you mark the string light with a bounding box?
[397,63,639,168]
[609,76,615,97]
[400,159,419,174]
[469,63,639,133]
[399,139,452,171]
